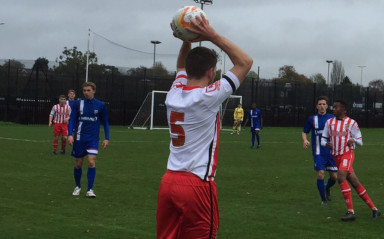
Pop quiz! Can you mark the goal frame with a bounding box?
[129,90,242,130]
[150,90,169,130]
[129,90,169,130]
[220,95,243,131]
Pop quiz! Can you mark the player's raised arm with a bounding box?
[187,15,253,83]
[176,41,192,73]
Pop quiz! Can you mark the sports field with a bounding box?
[0,122,383,238]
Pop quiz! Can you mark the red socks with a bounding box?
[340,181,376,212]
[53,139,66,152]
[61,139,67,151]
[354,184,376,210]
[53,139,58,152]
[339,181,354,212]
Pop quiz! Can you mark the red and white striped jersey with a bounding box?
[50,104,71,124]
[321,116,362,156]
[165,71,240,181]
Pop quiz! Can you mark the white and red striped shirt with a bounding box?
[165,71,239,181]
[49,104,71,124]
[321,116,363,156]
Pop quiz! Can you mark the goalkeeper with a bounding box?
[231,103,244,134]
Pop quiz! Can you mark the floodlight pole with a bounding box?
[326,60,333,86]
[150,40,161,68]
[85,28,90,82]
[357,65,366,86]
[194,0,213,46]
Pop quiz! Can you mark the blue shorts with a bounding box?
[313,155,337,172]
[251,126,261,133]
[71,139,99,158]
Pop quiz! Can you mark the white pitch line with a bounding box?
[0,136,383,146]
[0,136,50,143]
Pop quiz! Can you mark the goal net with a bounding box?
[129,90,242,130]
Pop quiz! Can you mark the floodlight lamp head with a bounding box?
[326,60,333,63]
[151,40,161,44]
[194,0,213,5]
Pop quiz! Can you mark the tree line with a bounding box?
[1,46,383,91]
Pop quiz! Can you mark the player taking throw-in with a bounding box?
[156,14,253,238]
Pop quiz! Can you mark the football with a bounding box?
[171,6,208,40]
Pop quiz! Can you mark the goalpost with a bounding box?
[129,90,242,130]
[220,95,243,131]
[129,91,168,130]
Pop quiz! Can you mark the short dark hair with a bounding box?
[59,95,66,99]
[334,99,347,109]
[185,47,218,79]
[82,82,96,91]
[316,96,329,104]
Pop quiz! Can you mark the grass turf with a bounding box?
[0,122,383,238]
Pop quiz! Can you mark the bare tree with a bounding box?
[330,60,345,85]
[368,79,384,90]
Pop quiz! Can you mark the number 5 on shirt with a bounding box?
[170,111,185,147]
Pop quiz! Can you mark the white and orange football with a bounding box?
[171,6,208,40]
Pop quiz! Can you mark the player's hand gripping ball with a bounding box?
[171,6,208,40]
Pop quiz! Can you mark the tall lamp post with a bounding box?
[194,0,213,10]
[326,60,333,86]
[85,28,90,82]
[193,0,213,46]
[357,65,366,86]
[150,40,161,68]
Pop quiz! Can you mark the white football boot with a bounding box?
[86,189,96,198]
[72,186,81,196]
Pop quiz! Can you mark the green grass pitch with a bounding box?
[0,122,383,238]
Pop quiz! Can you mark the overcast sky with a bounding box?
[1,0,383,85]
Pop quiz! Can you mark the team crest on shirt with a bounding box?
[94,110,98,115]
[344,124,349,131]
[206,80,220,93]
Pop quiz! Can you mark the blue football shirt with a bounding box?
[303,113,333,156]
[247,108,262,128]
[68,98,110,141]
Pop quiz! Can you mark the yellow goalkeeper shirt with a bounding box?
[234,107,244,120]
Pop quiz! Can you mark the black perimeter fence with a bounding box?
[1,64,383,128]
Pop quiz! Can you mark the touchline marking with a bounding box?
[0,136,50,142]
[0,136,383,146]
